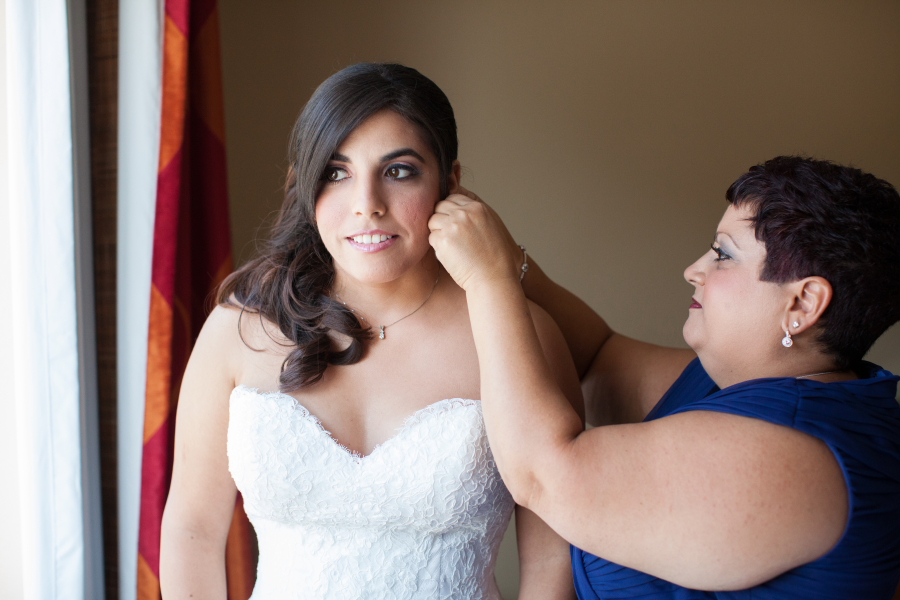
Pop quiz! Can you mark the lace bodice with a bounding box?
[227,386,515,599]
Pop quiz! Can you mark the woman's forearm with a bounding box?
[466,277,582,504]
[520,257,614,378]
[428,197,584,500]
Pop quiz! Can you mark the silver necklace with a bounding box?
[795,370,843,379]
[335,275,439,340]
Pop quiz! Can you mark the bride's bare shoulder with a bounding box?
[204,297,292,355]
[187,299,292,392]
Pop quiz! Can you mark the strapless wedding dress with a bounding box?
[227,386,515,599]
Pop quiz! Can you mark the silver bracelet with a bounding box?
[518,245,529,282]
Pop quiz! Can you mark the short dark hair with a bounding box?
[726,156,900,368]
[219,63,458,390]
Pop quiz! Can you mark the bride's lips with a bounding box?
[690,298,702,309]
[347,230,397,253]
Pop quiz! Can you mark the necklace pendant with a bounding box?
[379,326,385,340]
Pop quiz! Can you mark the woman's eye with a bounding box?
[386,165,417,179]
[322,167,349,182]
[710,243,731,262]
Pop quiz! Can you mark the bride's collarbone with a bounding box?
[236,323,481,422]
[312,339,480,406]
[234,297,479,402]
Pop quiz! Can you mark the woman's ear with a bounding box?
[785,276,833,334]
[448,160,462,194]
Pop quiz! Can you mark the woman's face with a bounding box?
[682,204,792,376]
[315,109,457,286]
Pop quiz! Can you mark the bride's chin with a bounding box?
[335,252,438,288]
[334,262,427,288]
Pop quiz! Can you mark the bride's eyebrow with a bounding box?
[329,148,425,163]
[380,148,425,163]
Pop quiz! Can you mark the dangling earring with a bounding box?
[792,321,800,328]
[782,330,793,348]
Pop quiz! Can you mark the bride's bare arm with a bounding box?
[515,301,582,600]
[516,506,575,599]
[160,306,242,599]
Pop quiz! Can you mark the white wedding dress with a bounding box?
[227,385,515,599]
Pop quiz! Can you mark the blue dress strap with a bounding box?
[644,358,719,421]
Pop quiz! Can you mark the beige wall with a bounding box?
[219,1,900,596]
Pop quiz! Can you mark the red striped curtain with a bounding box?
[137,0,255,598]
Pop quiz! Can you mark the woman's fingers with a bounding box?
[455,185,483,203]
[440,192,521,263]
[437,194,475,211]
[429,198,519,291]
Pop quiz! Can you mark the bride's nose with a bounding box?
[353,177,387,218]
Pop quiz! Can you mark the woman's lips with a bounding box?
[347,235,397,253]
[690,299,702,309]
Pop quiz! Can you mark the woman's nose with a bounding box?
[684,254,706,287]
[353,178,387,217]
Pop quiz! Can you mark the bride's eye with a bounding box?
[322,167,349,183]
[386,164,418,179]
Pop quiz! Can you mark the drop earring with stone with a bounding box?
[782,330,793,348]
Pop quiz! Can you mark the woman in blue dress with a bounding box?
[428,156,900,598]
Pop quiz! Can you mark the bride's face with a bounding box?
[315,109,455,286]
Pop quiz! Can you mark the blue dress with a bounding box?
[571,359,900,599]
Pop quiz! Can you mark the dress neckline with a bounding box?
[231,385,480,461]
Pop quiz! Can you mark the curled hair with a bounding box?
[726,156,900,368]
[218,63,458,390]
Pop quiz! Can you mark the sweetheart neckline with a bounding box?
[231,385,481,461]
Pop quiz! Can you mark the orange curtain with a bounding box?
[137,0,255,598]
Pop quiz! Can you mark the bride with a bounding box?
[159,63,583,599]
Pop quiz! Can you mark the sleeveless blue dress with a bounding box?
[571,359,900,599]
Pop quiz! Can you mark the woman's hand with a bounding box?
[428,187,522,291]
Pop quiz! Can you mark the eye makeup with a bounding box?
[385,163,420,179]
[710,243,732,262]
[321,166,349,183]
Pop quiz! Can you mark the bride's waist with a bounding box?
[250,519,505,599]
[252,516,497,548]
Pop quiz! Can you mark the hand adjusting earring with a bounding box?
[782,330,793,348]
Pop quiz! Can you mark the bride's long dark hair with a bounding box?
[217,63,459,392]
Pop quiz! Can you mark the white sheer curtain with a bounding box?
[6,0,103,597]
[117,1,162,599]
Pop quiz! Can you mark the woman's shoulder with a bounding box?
[188,303,247,382]
[190,301,287,387]
[206,298,292,354]
[200,301,250,352]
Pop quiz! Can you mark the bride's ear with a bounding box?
[448,160,462,194]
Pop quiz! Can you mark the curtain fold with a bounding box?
[136,0,254,598]
[7,0,104,596]
[116,0,161,598]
